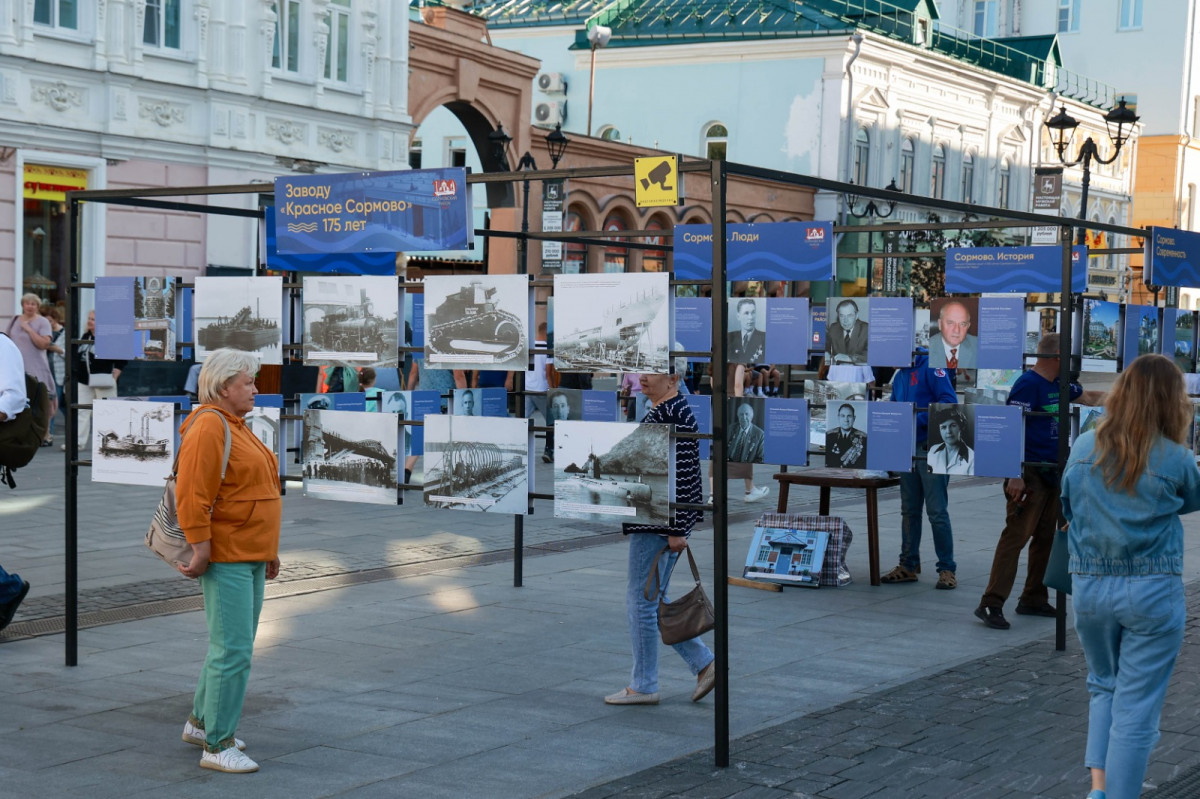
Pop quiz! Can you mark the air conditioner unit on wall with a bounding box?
[534,101,566,127]
[537,72,568,94]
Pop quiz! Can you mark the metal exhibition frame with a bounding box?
[63,161,1147,769]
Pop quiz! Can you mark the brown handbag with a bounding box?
[644,545,715,645]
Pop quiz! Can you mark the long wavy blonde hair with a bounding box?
[1094,353,1191,492]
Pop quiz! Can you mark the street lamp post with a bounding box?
[586,25,611,137]
[1043,99,1139,246]
[845,179,900,292]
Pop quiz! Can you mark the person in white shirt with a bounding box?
[0,331,31,629]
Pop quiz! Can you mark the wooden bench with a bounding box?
[772,469,902,587]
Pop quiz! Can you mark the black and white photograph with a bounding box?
[553,273,671,373]
[547,388,582,423]
[913,308,931,351]
[423,415,531,514]
[423,275,529,371]
[825,297,869,365]
[302,276,400,367]
[245,405,283,476]
[727,297,766,365]
[553,420,671,525]
[134,276,177,361]
[91,399,174,487]
[303,409,398,505]
[193,276,283,364]
[824,401,867,469]
[379,390,413,457]
[927,403,975,475]
[726,397,766,464]
[803,380,869,403]
[453,388,480,416]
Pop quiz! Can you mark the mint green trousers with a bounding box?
[190,562,265,752]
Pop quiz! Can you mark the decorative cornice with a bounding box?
[318,127,355,153]
[139,98,185,127]
[31,80,84,112]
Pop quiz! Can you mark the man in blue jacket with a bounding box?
[882,350,960,590]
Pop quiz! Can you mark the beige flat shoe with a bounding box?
[604,688,659,705]
[692,661,716,702]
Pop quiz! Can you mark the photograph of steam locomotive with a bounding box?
[302,409,399,505]
[193,276,283,364]
[553,420,672,525]
[552,274,670,374]
[423,415,531,514]
[134,276,177,361]
[302,276,400,367]
[91,399,174,487]
[423,275,529,372]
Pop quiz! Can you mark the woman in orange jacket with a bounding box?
[177,348,281,774]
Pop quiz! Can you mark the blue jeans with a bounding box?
[626,533,714,694]
[0,563,23,602]
[1074,574,1185,799]
[898,459,955,574]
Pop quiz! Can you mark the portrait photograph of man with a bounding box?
[928,298,979,370]
[547,389,581,424]
[826,298,869,365]
[726,398,766,463]
[454,388,478,416]
[727,298,767,364]
[926,404,974,475]
[825,401,867,469]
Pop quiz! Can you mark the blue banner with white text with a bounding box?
[945,245,1087,293]
[673,221,834,282]
[1145,226,1200,288]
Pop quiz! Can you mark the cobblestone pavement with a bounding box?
[570,583,1200,799]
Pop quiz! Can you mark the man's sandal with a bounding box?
[880,565,919,583]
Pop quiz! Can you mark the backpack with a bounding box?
[0,333,51,488]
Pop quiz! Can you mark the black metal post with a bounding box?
[65,197,80,667]
[711,158,730,768]
[513,151,536,588]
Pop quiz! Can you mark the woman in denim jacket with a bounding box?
[1062,354,1200,799]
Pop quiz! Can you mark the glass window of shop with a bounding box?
[22,164,87,305]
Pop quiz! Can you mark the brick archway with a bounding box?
[408,8,540,209]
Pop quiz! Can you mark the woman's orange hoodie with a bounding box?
[177,405,281,563]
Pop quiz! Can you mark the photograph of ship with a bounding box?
[423,275,529,372]
[553,274,670,373]
[1081,299,1118,372]
[91,399,174,487]
[134,276,176,361]
[302,276,399,367]
[193,276,283,364]
[245,406,282,475]
[303,409,398,505]
[553,420,671,525]
[423,415,530,514]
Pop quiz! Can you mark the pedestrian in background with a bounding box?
[177,348,281,774]
[1062,354,1200,799]
[76,309,126,453]
[0,331,31,629]
[881,350,959,589]
[8,293,55,446]
[606,371,715,706]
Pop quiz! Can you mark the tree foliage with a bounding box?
[903,213,1006,302]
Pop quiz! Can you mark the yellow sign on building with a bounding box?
[634,156,678,208]
[23,164,88,202]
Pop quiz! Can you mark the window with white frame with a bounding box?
[1058,0,1080,33]
[34,0,79,29]
[973,1,997,37]
[325,0,351,82]
[705,123,728,160]
[930,143,946,199]
[853,129,870,186]
[898,138,915,194]
[998,158,1012,208]
[1118,0,1142,30]
[598,126,622,142]
[144,0,182,49]
[272,0,302,73]
[961,151,975,202]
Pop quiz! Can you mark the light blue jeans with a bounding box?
[898,458,955,574]
[626,533,714,694]
[1074,574,1186,799]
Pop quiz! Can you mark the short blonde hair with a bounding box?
[198,349,260,404]
[20,293,41,307]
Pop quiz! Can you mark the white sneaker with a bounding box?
[743,486,770,503]
[200,746,259,773]
[183,719,246,751]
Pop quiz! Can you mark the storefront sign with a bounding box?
[945,245,1087,293]
[673,221,834,281]
[23,164,88,201]
[1144,226,1200,288]
[273,167,472,255]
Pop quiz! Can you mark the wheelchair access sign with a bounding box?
[634,156,679,207]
